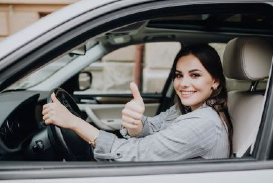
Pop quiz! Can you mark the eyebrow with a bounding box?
[175,70,181,73]
[175,69,202,73]
[189,69,202,73]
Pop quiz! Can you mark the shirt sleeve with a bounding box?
[94,115,217,161]
[120,104,180,138]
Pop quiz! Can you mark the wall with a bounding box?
[0,0,78,41]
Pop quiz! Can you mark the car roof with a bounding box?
[0,0,117,60]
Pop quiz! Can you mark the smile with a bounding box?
[180,91,196,97]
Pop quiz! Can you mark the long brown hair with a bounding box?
[171,44,233,155]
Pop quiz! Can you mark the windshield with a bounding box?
[7,40,98,91]
[8,54,78,90]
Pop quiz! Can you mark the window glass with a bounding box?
[79,42,181,94]
[8,54,78,90]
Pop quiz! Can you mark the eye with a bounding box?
[175,73,183,79]
[191,73,201,78]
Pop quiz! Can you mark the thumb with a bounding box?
[130,82,143,105]
[51,93,60,104]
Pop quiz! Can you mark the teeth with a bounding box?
[181,91,194,95]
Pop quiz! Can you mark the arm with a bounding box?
[121,104,179,138]
[121,82,180,137]
[95,114,218,161]
[140,104,180,136]
[42,93,99,146]
[121,103,181,138]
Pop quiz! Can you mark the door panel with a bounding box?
[78,103,159,131]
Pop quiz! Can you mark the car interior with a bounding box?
[0,3,273,162]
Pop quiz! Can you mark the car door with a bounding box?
[1,0,273,182]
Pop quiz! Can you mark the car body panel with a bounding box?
[1,169,273,183]
[0,159,273,180]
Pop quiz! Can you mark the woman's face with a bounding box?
[174,54,219,111]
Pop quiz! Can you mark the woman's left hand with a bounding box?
[42,93,78,130]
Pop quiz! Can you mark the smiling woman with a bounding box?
[41,44,231,161]
[172,44,232,154]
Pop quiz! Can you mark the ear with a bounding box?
[212,78,220,90]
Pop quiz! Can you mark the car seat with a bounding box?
[223,37,273,157]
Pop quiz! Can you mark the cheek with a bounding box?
[198,78,213,88]
[173,79,179,90]
[192,80,206,89]
[204,82,215,96]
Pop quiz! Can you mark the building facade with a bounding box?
[0,0,78,42]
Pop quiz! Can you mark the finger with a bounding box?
[51,93,60,104]
[122,115,141,125]
[125,100,144,114]
[44,117,53,125]
[42,110,55,117]
[43,114,53,124]
[42,107,52,115]
[43,103,52,110]
[122,115,135,124]
[43,101,57,111]
[43,113,51,120]
[130,82,143,105]
[122,121,138,129]
[122,108,142,120]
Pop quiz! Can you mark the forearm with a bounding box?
[70,116,99,146]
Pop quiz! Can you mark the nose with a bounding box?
[179,76,190,88]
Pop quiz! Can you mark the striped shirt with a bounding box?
[93,103,229,161]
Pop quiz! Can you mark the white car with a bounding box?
[0,0,273,182]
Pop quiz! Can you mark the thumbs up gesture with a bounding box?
[122,82,145,137]
[42,93,78,130]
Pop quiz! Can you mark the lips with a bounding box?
[180,90,196,98]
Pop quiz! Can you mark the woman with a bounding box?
[42,44,233,161]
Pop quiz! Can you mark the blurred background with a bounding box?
[0,0,79,42]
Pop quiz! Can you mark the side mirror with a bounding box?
[79,71,92,91]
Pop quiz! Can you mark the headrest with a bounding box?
[223,37,273,81]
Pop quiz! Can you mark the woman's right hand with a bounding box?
[122,82,145,137]
[42,93,79,130]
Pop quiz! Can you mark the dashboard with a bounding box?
[0,91,45,156]
[0,90,93,161]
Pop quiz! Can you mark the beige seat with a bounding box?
[223,37,273,157]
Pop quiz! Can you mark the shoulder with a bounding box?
[166,103,181,114]
[175,105,221,129]
[160,103,181,120]
[192,106,219,120]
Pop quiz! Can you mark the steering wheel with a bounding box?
[46,88,94,161]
